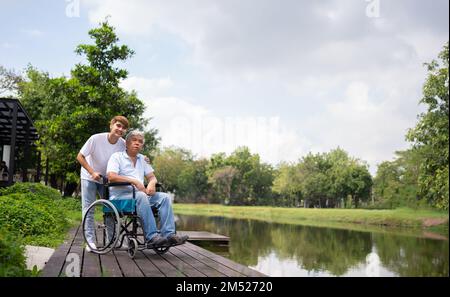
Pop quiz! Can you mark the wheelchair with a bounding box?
[82,178,177,258]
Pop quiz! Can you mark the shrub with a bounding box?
[0,183,81,245]
[0,182,62,201]
[0,183,82,274]
[0,194,66,236]
[0,228,30,277]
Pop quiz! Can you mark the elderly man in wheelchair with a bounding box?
[82,130,188,258]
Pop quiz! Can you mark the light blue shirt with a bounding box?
[106,151,154,200]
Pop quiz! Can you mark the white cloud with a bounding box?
[20,29,44,37]
[303,81,416,173]
[121,76,174,98]
[1,42,17,49]
[121,76,309,164]
[86,0,448,173]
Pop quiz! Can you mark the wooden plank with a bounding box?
[172,245,243,277]
[59,226,85,277]
[159,250,208,277]
[82,251,102,277]
[113,250,144,277]
[41,226,79,277]
[99,252,123,277]
[93,226,123,277]
[141,249,186,277]
[133,251,165,277]
[169,247,227,277]
[183,242,267,277]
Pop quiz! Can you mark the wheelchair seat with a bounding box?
[103,198,136,214]
[104,198,159,217]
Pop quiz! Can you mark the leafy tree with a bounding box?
[274,148,373,208]
[207,147,274,205]
[298,152,333,208]
[272,162,303,207]
[346,163,372,208]
[152,147,192,194]
[374,149,422,209]
[18,21,159,195]
[406,42,449,210]
[208,166,238,205]
[0,65,22,96]
[177,158,210,203]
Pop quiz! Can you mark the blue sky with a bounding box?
[1,0,449,174]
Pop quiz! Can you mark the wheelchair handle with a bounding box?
[107,182,134,187]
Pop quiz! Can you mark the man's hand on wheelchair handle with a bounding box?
[90,171,102,181]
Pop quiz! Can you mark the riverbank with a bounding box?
[173,204,449,236]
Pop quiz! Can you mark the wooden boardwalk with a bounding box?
[41,225,265,277]
[177,231,229,246]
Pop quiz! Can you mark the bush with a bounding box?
[0,183,81,246]
[0,228,30,277]
[0,193,66,236]
[0,182,62,201]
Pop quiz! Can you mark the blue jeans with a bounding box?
[113,191,176,241]
[81,179,104,244]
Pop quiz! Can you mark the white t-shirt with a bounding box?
[79,132,126,183]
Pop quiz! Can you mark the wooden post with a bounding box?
[35,150,41,182]
[8,101,17,185]
[22,122,30,182]
[45,157,49,185]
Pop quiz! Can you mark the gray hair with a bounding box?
[125,130,145,144]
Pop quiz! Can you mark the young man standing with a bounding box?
[77,115,129,251]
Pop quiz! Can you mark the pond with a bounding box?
[174,214,449,277]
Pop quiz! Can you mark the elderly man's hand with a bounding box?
[133,180,146,193]
[146,184,156,196]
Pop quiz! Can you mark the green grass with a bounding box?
[173,203,449,236]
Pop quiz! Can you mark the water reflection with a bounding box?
[175,214,448,277]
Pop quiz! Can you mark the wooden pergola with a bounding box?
[0,98,40,186]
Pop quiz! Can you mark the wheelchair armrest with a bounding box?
[107,182,133,187]
[156,182,166,192]
[142,182,165,190]
[104,181,136,200]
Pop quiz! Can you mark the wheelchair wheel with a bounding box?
[127,237,138,259]
[82,199,120,254]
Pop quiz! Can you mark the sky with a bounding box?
[1,0,448,174]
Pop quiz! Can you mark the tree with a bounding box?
[406,42,449,210]
[209,166,238,205]
[18,21,159,195]
[373,149,421,209]
[178,159,210,203]
[347,163,372,208]
[207,147,274,205]
[274,148,373,209]
[0,65,22,96]
[152,147,192,193]
[272,163,303,207]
